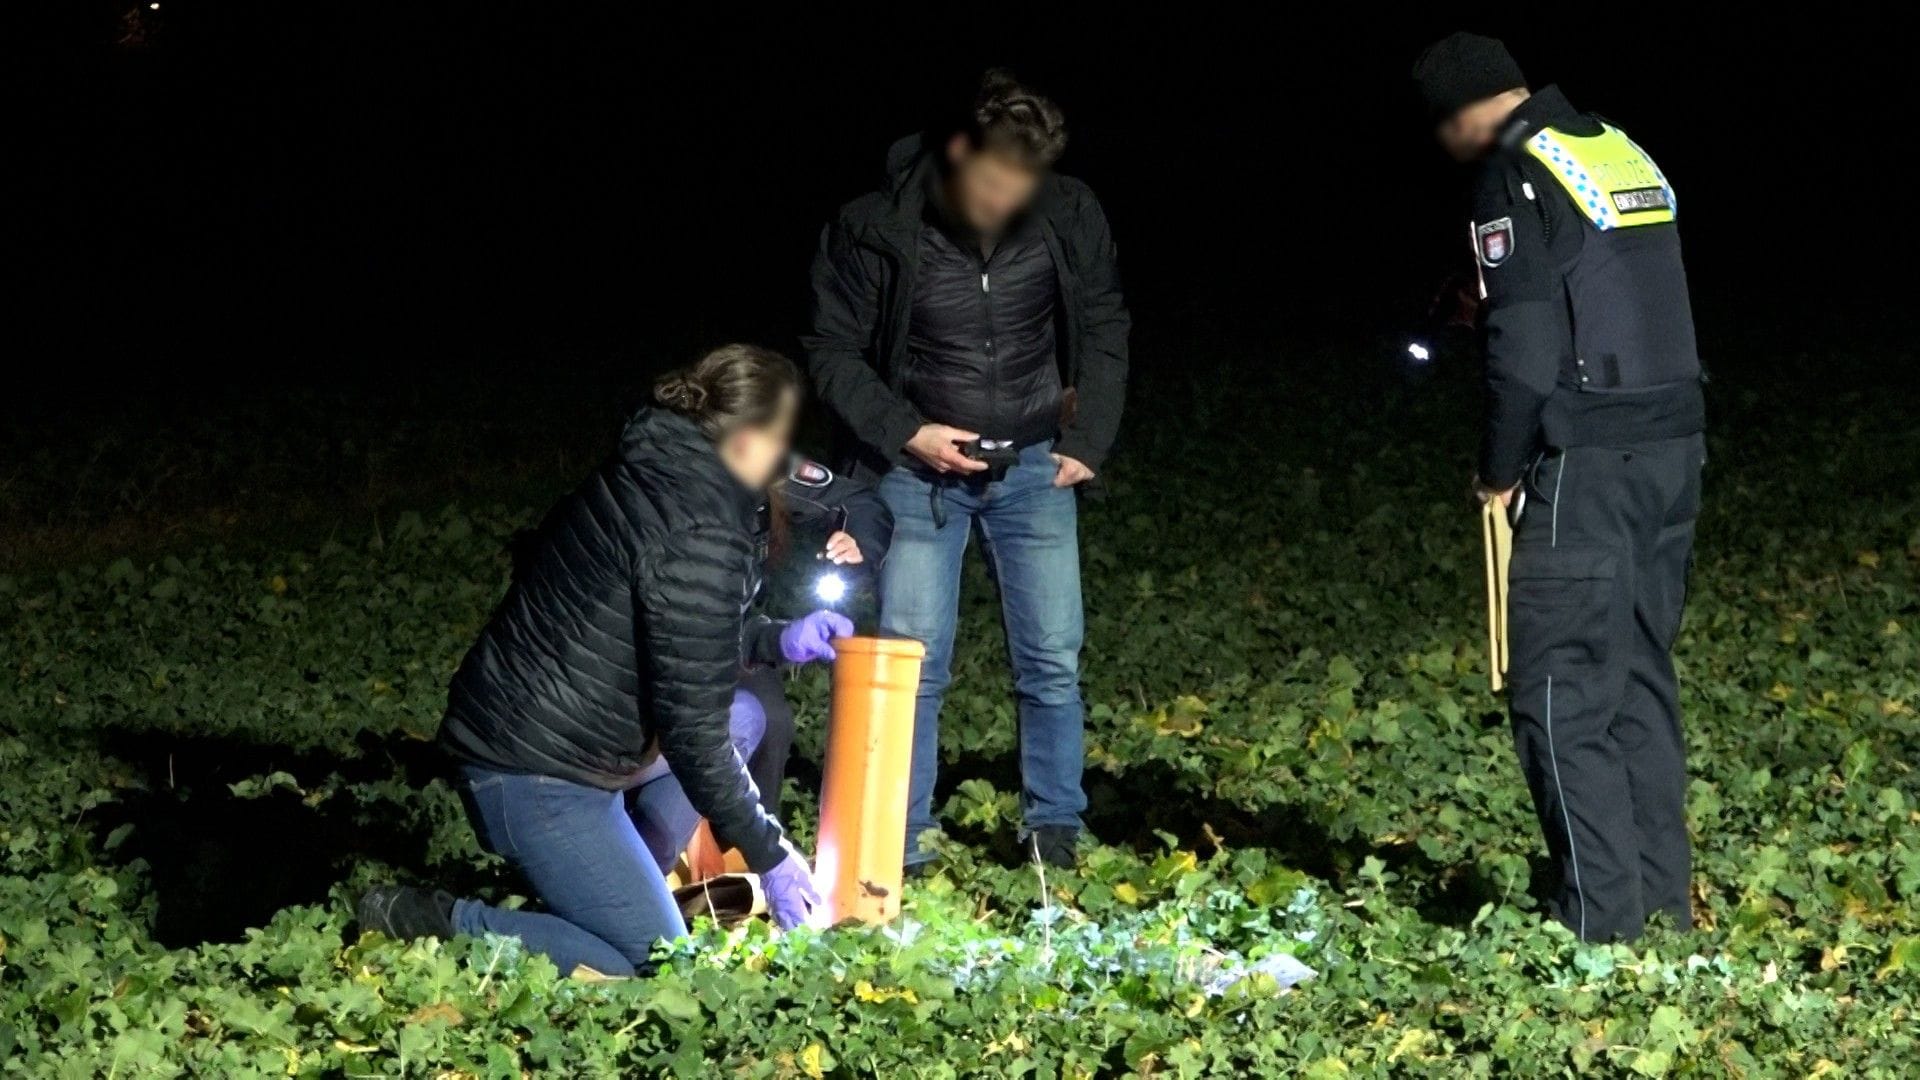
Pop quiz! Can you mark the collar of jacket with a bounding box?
[1497,84,1598,149]
[619,407,764,522]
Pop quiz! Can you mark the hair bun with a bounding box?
[650,344,800,439]
[653,374,710,413]
[978,67,1020,99]
[969,68,1066,166]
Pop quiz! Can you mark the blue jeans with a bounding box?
[878,441,1087,863]
[451,687,766,977]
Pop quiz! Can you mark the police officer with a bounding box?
[1414,33,1708,941]
[743,453,892,824]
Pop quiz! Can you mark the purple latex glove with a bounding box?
[779,609,854,664]
[761,842,823,930]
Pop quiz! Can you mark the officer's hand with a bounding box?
[822,530,863,565]
[1050,454,1095,488]
[1471,477,1516,508]
[907,424,990,475]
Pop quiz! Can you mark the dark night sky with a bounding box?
[16,7,1910,396]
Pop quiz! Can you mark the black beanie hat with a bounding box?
[1411,32,1527,120]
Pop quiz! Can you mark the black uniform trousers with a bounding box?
[1506,432,1704,941]
[739,666,797,824]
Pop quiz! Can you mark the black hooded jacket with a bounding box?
[437,407,789,872]
[804,134,1130,479]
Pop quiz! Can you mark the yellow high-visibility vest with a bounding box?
[1521,123,1676,231]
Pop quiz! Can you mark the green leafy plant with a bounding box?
[3,354,1917,1076]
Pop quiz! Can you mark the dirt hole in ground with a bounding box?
[99,732,442,948]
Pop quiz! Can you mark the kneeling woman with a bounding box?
[359,345,847,977]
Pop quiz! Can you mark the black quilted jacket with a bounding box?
[437,407,789,872]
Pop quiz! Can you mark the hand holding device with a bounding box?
[906,424,990,475]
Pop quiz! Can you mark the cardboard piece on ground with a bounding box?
[672,873,766,926]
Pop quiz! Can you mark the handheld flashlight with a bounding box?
[814,572,848,605]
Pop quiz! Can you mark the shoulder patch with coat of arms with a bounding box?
[1476,217,1514,268]
[788,458,832,488]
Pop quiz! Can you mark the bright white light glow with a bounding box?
[814,573,847,604]
[1406,342,1432,363]
[150,3,161,9]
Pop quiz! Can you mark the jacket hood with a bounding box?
[619,406,763,523]
[883,132,933,193]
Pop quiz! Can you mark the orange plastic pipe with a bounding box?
[814,635,925,925]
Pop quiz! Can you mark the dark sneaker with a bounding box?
[1029,826,1081,870]
[357,885,456,940]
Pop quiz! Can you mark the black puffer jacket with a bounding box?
[438,407,789,872]
[905,213,1061,446]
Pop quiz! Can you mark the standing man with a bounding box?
[1414,33,1708,941]
[804,70,1129,869]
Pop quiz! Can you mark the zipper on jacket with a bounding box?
[979,256,998,439]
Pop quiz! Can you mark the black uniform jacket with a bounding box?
[438,407,789,872]
[775,455,892,569]
[1472,86,1704,489]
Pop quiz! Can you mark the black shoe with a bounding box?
[1029,826,1081,870]
[357,885,456,940]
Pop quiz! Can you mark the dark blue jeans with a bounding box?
[877,441,1088,863]
[450,687,766,976]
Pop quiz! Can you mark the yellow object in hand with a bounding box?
[1481,500,1513,691]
